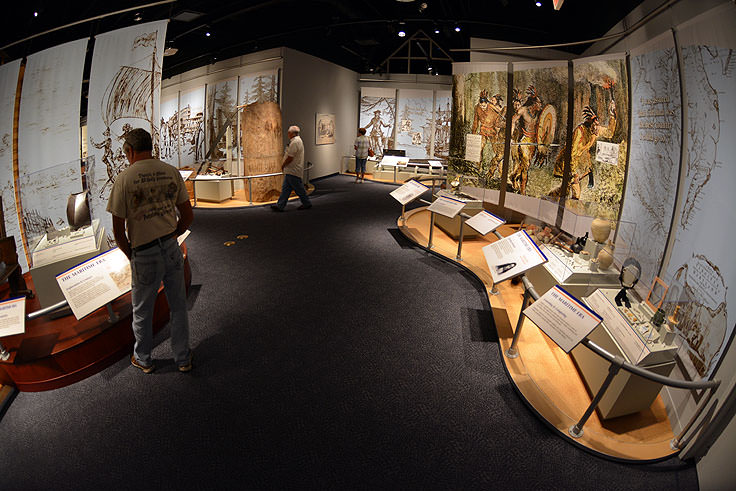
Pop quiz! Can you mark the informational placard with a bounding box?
[540,244,574,283]
[194,174,223,180]
[524,286,602,353]
[389,179,429,205]
[596,141,620,165]
[465,210,505,236]
[179,170,193,181]
[427,195,465,219]
[584,289,649,364]
[177,229,191,245]
[482,230,548,284]
[0,297,26,338]
[379,155,409,167]
[56,248,132,320]
[464,133,482,162]
[428,160,443,168]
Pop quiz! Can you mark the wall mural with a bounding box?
[206,78,238,161]
[619,32,682,297]
[663,3,736,379]
[239,69,279,105]
[178,86,206,168]
[0,60,26,270]
[159,94,179,164]
[506,61,568,215]
[360,87,396,158]
[86,20,167,245]
[433,90,451,158]
[18,39,87,243]
[449,62,507,201]
[396,89,433,159]
[567,55,629,221]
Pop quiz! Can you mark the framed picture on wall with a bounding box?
[315,113,335,145]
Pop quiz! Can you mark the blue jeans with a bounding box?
[355,157,367,173]
[276,174,311,209]
[130,236,190,366]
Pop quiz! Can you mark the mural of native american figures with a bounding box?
[563,55,629,220]
[507,61,568,208]
[86,20,167,245]
[449,63,507,200]
[360,87,396,157]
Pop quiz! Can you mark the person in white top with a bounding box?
[272,125,312,211]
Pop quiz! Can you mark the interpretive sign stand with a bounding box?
[390,179,429,205]
[524,286,601,353]
[56,248,132,320]
[427,194,466,219]
[482,230,547,284]
[0,297,27,338]
[465,210,505,236]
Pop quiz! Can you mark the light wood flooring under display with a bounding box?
[191,183,315,209]
[399,208,677,461]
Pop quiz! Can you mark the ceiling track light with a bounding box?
[133,12,142,22]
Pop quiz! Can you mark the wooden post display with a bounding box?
[241,101,283,202]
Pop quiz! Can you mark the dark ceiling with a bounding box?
[2,0,647,78]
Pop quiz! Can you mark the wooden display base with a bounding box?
[398,207,677,462]
[0,245,191,392]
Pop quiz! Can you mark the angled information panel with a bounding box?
[482,230,547,284]
[524,286,601,353]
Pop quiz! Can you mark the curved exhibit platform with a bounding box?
[398,207,678,462]
[0,245,191,392]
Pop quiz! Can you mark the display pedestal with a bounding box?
[571,323,675,419]
[195,179,233,202]
[433,191,482,240]
[30,226,109,308]
[525,247,619,298]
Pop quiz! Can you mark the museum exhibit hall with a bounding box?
[0,0,735,489]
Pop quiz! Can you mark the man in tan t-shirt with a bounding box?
[107,128,194,374]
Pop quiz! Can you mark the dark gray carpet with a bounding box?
[0,175,697,490]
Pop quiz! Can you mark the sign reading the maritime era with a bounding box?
[56,248,132,320]
[524,286,601,353]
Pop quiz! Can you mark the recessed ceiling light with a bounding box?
[454,25,461,32]
[205,31,211,37]
[33,11,38,17]
[398,30,406,37]
[536,1,542,6]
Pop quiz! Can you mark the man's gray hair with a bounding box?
[288,125,300,135]
[123,128,153,152]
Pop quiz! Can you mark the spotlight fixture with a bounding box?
[33,11,38,17]
[398,30,406,37]
[535,1,542,6]
[433,24,440,34]
[133,12,142,22]
[164,42,178,56]
[205,31,211,37]
[454,25,461,32]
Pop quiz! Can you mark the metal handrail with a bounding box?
[397,175,721,447]
[190,162,314,207]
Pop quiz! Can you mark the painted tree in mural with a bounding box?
[207,82,237,159]
[252,75,271,103]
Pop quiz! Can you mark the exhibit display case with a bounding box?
[521,202,636,299]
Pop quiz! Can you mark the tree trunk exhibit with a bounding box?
[241,101,283,202]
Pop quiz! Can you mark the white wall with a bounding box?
[281,48,359,179]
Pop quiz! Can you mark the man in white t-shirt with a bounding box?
[107,128,194,374]
[271,125,312,211]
